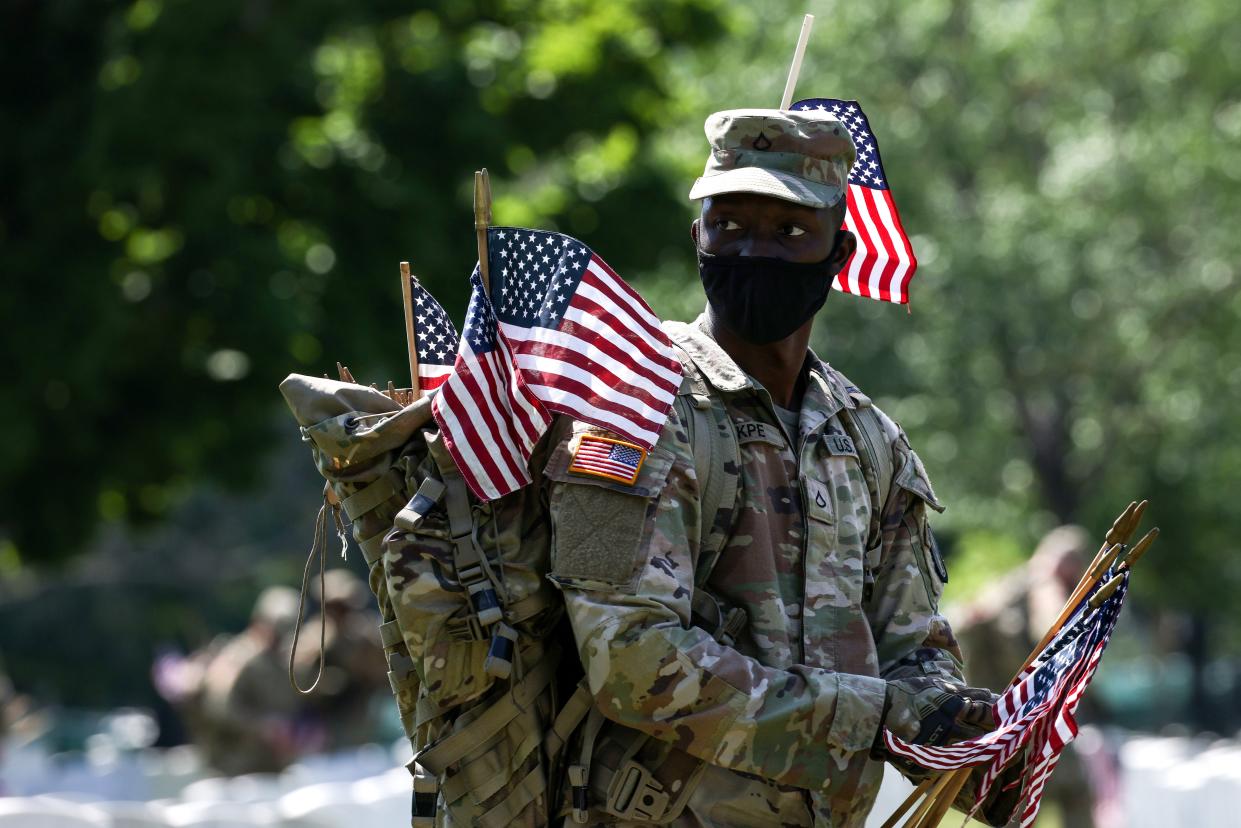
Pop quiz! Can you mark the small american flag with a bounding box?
[409,275,459,396]
[569,435,646,485]
[432,228,682,501]
[792,98,917,304]
[882,571,1129,826]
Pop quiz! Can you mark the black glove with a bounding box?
[979,754,1027,826]
[878,677,997,748]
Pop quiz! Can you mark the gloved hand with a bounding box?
[878,676,997,747]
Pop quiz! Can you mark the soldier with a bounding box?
[542,108,1020,826]
[291,567,387,750]
[955,526,1098,828]
[197,585,307,776]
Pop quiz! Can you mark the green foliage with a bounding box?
[1,0,728,563]
[4,0,1240,644]
[939,530,1027,604]
[665,0,1241,620]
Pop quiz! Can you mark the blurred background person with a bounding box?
[194,585,311,776]
[291,567,387,751]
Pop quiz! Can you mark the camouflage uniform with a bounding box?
[544,315,964,827]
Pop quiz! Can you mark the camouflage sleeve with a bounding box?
[544,410,887,791]
[863,421,1029,824]
[866,420,966,686]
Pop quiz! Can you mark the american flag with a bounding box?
[431,228,682,501]
[569,435,646,485]
[409,275,459,396]
[792,98,917,304]
[882,571,1129,826]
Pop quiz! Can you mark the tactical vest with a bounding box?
[280,325,896,827]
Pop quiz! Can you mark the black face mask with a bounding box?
[697,234,844,345]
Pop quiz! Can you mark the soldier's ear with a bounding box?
[829,228,856,273]
[690,218,700,246]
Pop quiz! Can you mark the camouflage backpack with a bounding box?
[279,324,895,827]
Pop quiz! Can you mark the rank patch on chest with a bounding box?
[568,435,647,485]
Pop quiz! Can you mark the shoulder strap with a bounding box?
[835,396,894,545]
[665,337,741,588]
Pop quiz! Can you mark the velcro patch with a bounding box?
[569,435,647,485]
[822,432,857,457]
[734,419,785,447]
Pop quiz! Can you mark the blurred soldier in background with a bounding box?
[195,585,309,776]
[292,567,387,750]
[956,526,1099,827]
[0,661,11,742]
[0,659,13,794]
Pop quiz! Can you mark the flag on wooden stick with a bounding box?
[432,227,682,500]
[881,569,1129,825]
[792,97,918,304]
[407,275,460,397]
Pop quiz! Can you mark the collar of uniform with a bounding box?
[798,360,847,436]
[806,355,857,412]
[667,313,751,392]
[675,313,856,413]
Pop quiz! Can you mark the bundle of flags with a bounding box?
[881,567,1130,827]
[792,97,918,305]
[407,227,682,500]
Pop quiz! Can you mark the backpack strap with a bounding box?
[666,340,742,589]
[834,390,895,545]
[563,336,744,824]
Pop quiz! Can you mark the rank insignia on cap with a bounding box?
[568,435,647,485]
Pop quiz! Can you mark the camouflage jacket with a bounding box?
[543,315,965,827]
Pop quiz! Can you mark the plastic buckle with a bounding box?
[568,763,590,824]
[457,613,482,642]
[606,760,670,821]
[456,563,503,628]
[719,606,747,648]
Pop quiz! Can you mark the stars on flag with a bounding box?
[491,228,593,327]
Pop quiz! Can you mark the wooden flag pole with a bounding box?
[474,169,493,295]
[779,14,815,109]
[400,261,421,399]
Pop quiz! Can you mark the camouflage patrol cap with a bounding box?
[688,108,857,209]
[321,567,369,611]
[251,586,300,635]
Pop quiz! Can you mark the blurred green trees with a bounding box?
[4,0,1241,653]
[2,0,729,564]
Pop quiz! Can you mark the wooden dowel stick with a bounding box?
[474,169,493,296]
[779,14,815,109]
[399,261,421,397]
[882,778,933,828]
[1120,527,1159,570]
[914,772,969,828]
[903,772,954,827]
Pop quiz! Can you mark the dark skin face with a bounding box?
[691,192,855,408]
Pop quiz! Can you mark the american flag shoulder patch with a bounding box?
[568,434,647,486]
